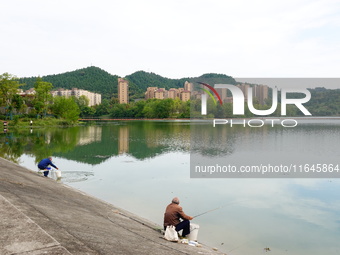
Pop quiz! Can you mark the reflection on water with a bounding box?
[0,121,191,165]
[2,120,340,255]
[119,126,129,154]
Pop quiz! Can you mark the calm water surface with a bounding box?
[2,119,340,255]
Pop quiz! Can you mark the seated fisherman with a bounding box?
[163,197,193,237]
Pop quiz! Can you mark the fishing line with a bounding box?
[193,200,248,218]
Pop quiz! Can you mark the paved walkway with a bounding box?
[0,158,224,255]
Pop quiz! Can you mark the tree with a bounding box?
[82,106,96,117]
[75,95,89,108]
[51,96,80,122]
[171,98,182,117]
[12,94,25,114]
[142,100,156,118]
[33,77,53,117]
[110,104,127,118]
[0,73,23,119]
[153,99,173,118]
[94,99,110,116]
[178,100,190,118]
[134,100,146,118]
[74,95,91,117]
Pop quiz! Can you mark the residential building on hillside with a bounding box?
[118,78,129,104]
[145,87,158,100]
[224,97,233,103]
[201,84,269,105]
[144,81,192,102]
[180,90,191,102]
[191,91,201,100]
[184,81,193,92]
[18,88,36,95]
[167,88,179,99]
[51,88,101,106]
[215,88,227,102]
[155,89,166,99]
[254,85,269,105]
[236,84,250,100]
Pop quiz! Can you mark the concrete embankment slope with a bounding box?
[0,158,224,255]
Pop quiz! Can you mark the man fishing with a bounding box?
[38,156,58,177]
[164,197,193,238]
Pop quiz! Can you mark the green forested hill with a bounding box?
[12,66,340,116]
[186,73,237,86]
[20,66,119,99]
[126,71,186,92]
[19,66,237,100]
[306,88,340,116]
[125,72,237,91]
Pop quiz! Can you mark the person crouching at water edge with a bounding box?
[164,197,193,238]
[38,156,58,177]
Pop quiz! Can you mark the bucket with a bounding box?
[55,170,62,178]
[188,223,199,241]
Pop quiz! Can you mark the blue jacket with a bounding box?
[38,158,57,170]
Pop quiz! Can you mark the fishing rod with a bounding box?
[193,206,222,218]
[193,200,247,219]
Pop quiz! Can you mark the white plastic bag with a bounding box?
[164,225,178,242]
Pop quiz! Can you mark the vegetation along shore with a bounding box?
[0,66,339,127]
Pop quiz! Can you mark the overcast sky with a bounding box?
[1,0,340,87]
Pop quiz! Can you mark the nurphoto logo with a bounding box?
[198,82,312,127]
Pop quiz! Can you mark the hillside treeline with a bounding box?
[305,88,340,116]
[19,66,237,100]
[95,98,190,119]
[1,67,338,120]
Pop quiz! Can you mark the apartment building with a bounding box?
[118,78,129,104]
[180,90,191,102]
[145,87,158,100]
[51,88,101,106]
[144,85,191,102]
[154,89,166,99]
[254,85,269,105]
[167,89,179,99]
[184,81,194,92]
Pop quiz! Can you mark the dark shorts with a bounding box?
[38,166,51,170]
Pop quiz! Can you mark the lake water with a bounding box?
[2,119,340,255]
